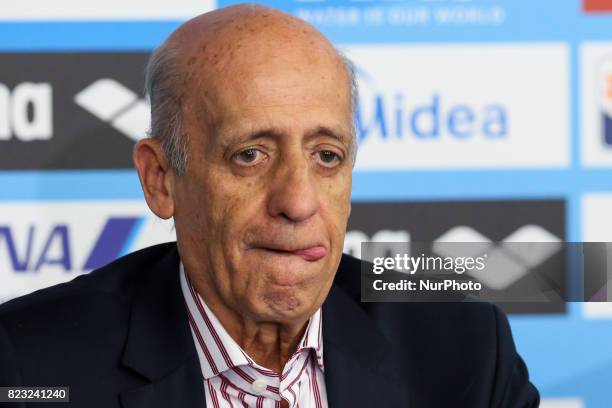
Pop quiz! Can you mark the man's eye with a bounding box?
[233,148,266,166]
[317,150,341,166]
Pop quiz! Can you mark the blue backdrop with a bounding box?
[1,1,612,406]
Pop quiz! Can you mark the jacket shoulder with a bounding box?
[333,254,538,406]
[0,242,177,326]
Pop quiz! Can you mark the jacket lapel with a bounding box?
[323,284,410,407]
[119,245,206,408]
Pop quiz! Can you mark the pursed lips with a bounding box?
[250,244,328,262]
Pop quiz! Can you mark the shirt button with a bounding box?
[252,379,267,394]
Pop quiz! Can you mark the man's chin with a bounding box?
[260,288,315,322]
[237,249,336,319]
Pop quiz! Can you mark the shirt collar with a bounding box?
[179,262,324,379]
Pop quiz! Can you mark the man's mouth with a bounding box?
[255,245,327,262]
[289,246,327,261]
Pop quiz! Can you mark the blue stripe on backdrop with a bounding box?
[0,3,607,49]
[0,22,178,50]
[2,168,611,202]
[0,2,609,49]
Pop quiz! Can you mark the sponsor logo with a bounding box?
[1,217,145,273]
[0,77,147,144]
[433,225,561,290]
[345,199,566,313]
[345,44,569,170]
[355,68,508,143]
[580,43,612,166]
[0,0,214,20]
[0,201,175,303]
[346,224,561,291]
[0,53,150,169]
[583,0,612,13]
[0,82,53,141]
[74,79,148,142]
[603,61,612,146]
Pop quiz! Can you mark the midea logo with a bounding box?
[355,67,508,142]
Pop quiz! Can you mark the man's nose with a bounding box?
[267,158,320,223]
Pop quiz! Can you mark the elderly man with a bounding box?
[0,4,539,408]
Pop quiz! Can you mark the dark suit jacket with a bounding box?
[0,242,539,407]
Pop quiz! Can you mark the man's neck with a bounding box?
[232,318,309,373]
[189,272,312,373]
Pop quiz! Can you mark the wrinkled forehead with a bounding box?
[177,11,343,83]
[173,13,350,125]
[169,5,340,75]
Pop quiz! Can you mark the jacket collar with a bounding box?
[322,282,410,407]
[120,245,205,408]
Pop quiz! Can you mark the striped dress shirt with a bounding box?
[180,264,328,408]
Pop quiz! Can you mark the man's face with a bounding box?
[172,41,353,324]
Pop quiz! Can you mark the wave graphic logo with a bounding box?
[74,79,149,142]
[433,225,561,290]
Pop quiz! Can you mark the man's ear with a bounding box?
[133,138,175,219]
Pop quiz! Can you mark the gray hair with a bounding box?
[145,42,188,175]
[337,49,359,166]
[145,43,359,175]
